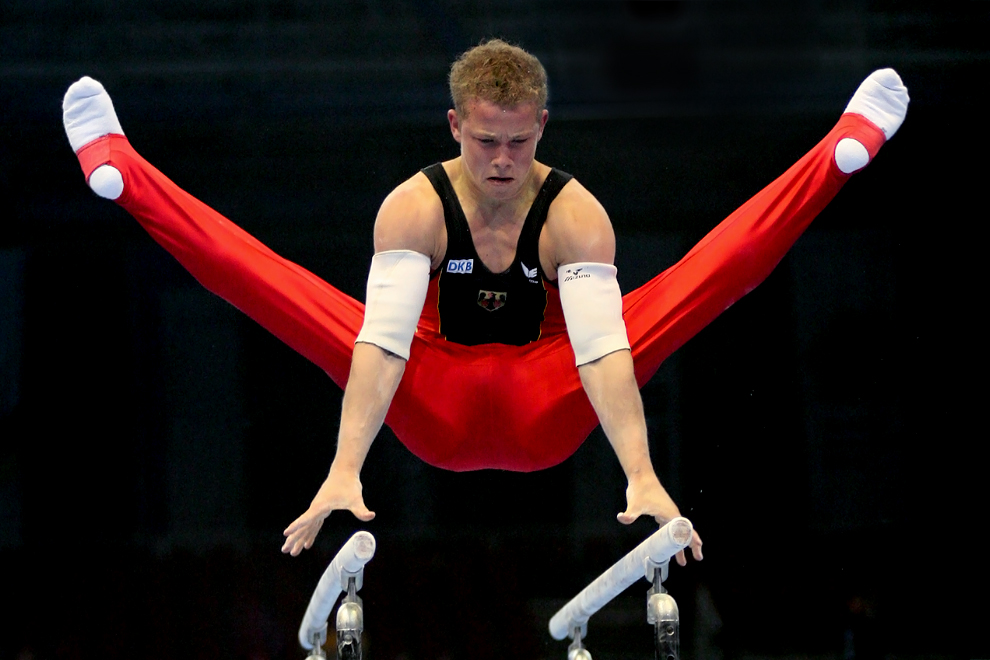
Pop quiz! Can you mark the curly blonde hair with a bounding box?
[448,39,548,116]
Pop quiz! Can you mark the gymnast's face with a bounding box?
[448,98,548,201]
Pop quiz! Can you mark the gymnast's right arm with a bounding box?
[281,176,443,556]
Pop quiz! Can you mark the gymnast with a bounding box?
[62,39,908,566]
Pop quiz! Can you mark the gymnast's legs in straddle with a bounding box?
[62,70,907,472]
[63,77,363,389]
[623,69,908,386]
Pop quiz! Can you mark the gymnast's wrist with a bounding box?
[625,466,660,486]
[328,457,364,479]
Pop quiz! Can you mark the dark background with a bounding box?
[0,2,984,659]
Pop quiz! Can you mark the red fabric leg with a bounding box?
[71,114,886,474]
[75,135,364,387]
[624,113,887,385]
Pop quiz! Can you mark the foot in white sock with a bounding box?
[844,68,910,139]
[835,68,909,174]
[63,76,125,199]
[63,76,124,151]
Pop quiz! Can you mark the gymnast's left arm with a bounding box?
[546,183,703,565]
[578,352,702,564]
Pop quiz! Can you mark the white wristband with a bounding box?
[557,262,630,366]
[355,250,431,360]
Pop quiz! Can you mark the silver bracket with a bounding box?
[341,567,364,593]
[647,564,680,660]
[305,623,328,659]
[567,625,593,660]
[336,576,365,660]
[644,558,669,586]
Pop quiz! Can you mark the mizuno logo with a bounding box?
[562,267,591,283]
[521,262,538,280]
[446,259,474,274]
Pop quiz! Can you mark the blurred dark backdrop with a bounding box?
[1,2,985,659]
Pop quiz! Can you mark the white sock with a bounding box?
[834,68,909,174]
[63,76,126,200]
[63,76,125,151]
[843,68,909,140]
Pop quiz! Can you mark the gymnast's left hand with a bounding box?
[617,472,704,567]
[281,469,376,556]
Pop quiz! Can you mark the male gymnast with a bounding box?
[62,39,908,566]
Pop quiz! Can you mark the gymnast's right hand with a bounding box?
[281,468,376,556]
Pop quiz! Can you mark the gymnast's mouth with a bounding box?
[488,176,513,183]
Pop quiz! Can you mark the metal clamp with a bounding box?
[305,624,327,659]
[647,566,679,660]
[336,575,364,660]
[644,558,669,586]
[567,625,593,660]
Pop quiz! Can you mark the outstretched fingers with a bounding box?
[618,502,704,566]
[281,505,376,556]
[282,511,324,556]
[673,529,704,566]
[689,530,704,561]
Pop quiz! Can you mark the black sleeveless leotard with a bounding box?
[421,163,573,346]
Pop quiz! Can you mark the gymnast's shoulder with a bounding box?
[373,169,445,264]
[544,175,615,267]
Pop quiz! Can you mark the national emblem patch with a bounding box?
[477,290,507,311]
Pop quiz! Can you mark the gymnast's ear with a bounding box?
[448,108,463,143]
[536,107,549,141]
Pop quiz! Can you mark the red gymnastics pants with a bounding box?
[74,114,885,472]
